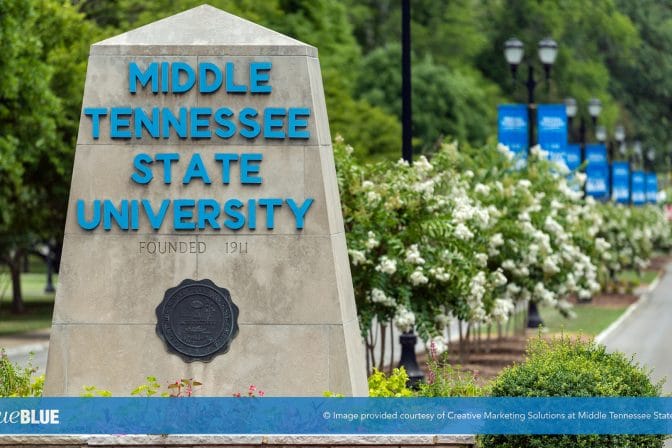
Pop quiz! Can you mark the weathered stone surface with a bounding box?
[45,5,367,396]
[0,434,476,446]
[91,5,315,57]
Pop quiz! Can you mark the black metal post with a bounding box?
[523,65,544,328]
[608,141,613,200]
[527,301,544,329]
[401,0,412,163]
[525,65,537,153]
[45,251,55,293]
[398,331,424,387]
[567,116,574,142]
[579,118,586,162]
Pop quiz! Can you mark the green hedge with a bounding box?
[479,337,664,448]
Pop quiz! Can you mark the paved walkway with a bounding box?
[0,328,50,372]
[602,263,672,394]
[602,263,672,447]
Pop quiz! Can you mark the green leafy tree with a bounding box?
[477,0,638,133]
[0,0,59,312]
[356,45,499,151]
[0,0,94,312]
[611,0,672,166]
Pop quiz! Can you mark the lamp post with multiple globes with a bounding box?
[503,37,558,154]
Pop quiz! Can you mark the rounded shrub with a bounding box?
[479,336,664,448]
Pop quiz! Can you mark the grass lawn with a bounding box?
[0,272,56,336]
[539,304,627,336]
[616,269,658,286]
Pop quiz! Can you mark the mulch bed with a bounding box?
[648,254,670,271]
[415,335,529,384]
[570,292,638,308]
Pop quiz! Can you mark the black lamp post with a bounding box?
[634,141,642,169]
[401,0,412,163]
[607,124,626,200]
[564,97,602,162]
[595,125,607,145]
[504,37,558,329]
[647,148,656,171]
[504,37,558,153]
[400,2,423,379]
[614,125,626,160]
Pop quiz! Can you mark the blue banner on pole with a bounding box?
[586,166,609,199]
[564,144,582,172]
[7,398,672,435]
[537,104,567,158]
[646,173,658,204]
[497,104,528,160]
[611,161,630,204]
[632,171,646,205]
[585,144,608,165]
[585,144,609,199]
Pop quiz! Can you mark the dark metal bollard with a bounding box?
[398,331,425,388]
[527,301,543,328]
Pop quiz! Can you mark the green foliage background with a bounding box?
[2,0,672,307]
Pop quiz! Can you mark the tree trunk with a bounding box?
[9,250,25,314]
[388,323,395,374]
[378,322,387,372]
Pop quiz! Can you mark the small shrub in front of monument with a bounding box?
[232,384,265,398]
[130,376,167,397]
[353,359,482,397]
[0,351,43,397]
[82,376,202,397]
[479,336,664,448]
[367,368,414,397]
[417,343,483,398]
[81,385,112,397]
[166,378,202,397]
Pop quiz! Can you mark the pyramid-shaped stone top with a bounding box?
[92,4,317,57]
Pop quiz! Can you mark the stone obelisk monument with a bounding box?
[45,4,367,396]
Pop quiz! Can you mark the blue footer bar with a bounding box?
[3,398,672,434]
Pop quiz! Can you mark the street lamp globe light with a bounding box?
[648,148,656,161]
[588,98,602,118]
[634,140,642,156]
[538,38,558,65]
[595,125,607,142]
[504,38,524,66]
[614,124,625,142]
[564,97,578,118]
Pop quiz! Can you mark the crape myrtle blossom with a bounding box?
[375,256,397,275]
[369,288,395,307]
[334,138,671,343]
[394,306,416,333]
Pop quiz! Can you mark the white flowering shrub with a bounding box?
[334,138,671,347]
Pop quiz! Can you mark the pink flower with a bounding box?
[429,341,438,361]
[427,370,436,385]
